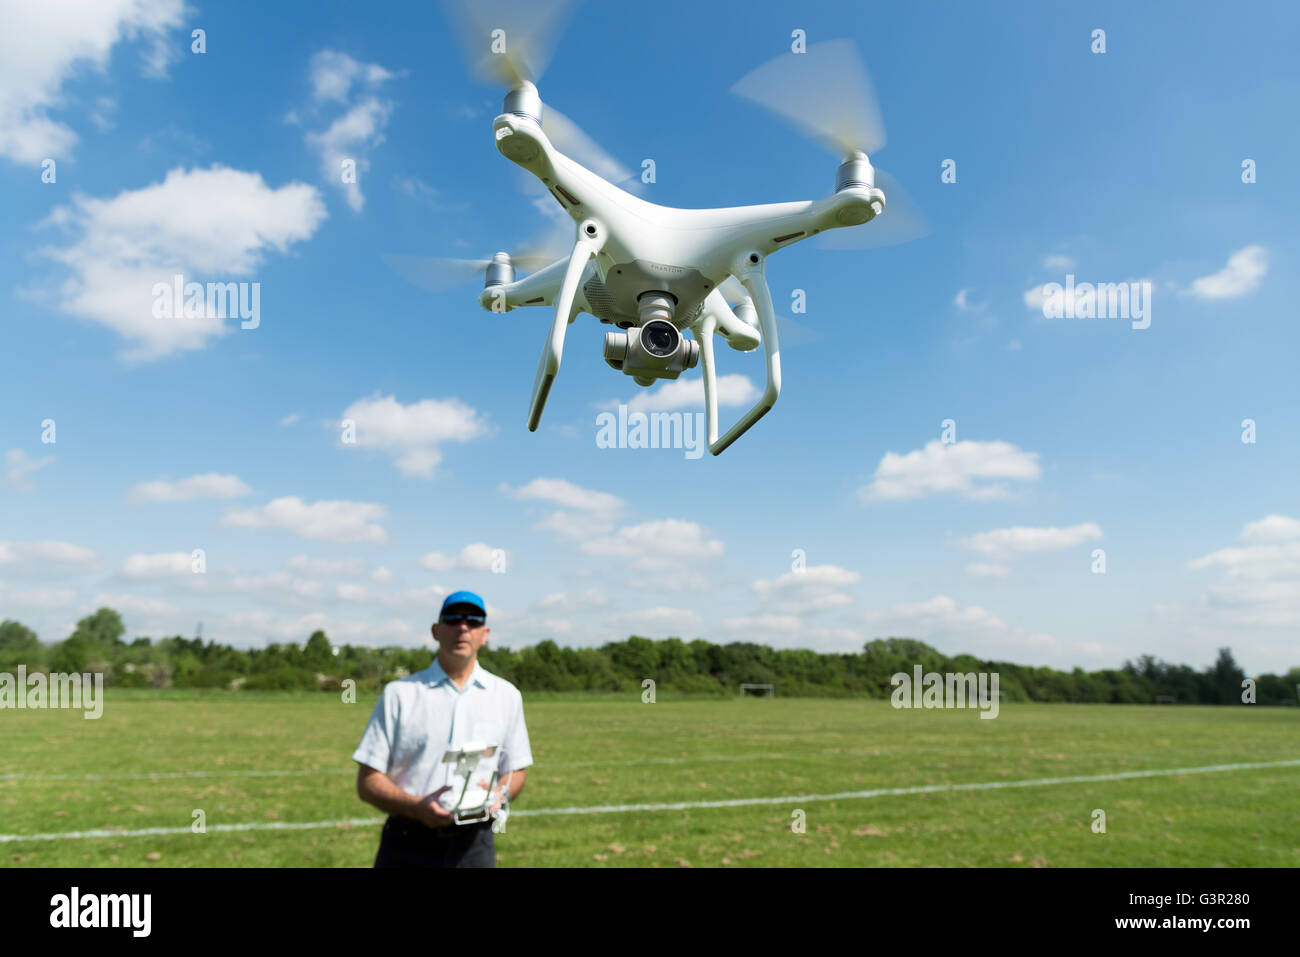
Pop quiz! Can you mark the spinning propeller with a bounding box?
[382,219,572,295]
[444,0,637,190]
[731,39,929,249]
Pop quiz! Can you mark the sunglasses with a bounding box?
[440,613,486,627]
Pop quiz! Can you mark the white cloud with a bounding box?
[859,439,1041,503]
[37,165,326,359]
[865,594,1114,668]
[953,288,971,309]
[503,478,627,544]
[535,589,608,613]
[120,552,194,579]
[301,50,397,212]
[419,543,505,572]
[306,99,391,213]
[336,583,367,602]
[723,614,801,633]
[308,50,394,103]
[91,592,175,615]
[0,540,97,568]
[1187,544,1300,572]
[231,572,322,600]
[392,448,439,477]
[0,0,187,164]
[510,483,723,574]
[752,564,860,613]
[1241,514,1300,543]
[1022,284,1050,310]
[600,374,759,413]
[1043,254,1075,270]
[961,522,1103,557]
[370,566,393,584]
[339,394,489,478]
[721,615,866,651]
[532,509,620,544]
[501,477,625,514]
[620,572,719,595]
[0,584,80,608]
[1188,515,1300,628]
[128,472,251,503]
[754,565,859,593]
[530,617,574,637]
[1189,245,1267,300]
[581,519,724,570]
[218,611,419,647]
[221,496,389,544]
[280,413,301,426]
[5,449,54,491]
[1023,275,1153,318]
[286,555,364,577]
[606,606,702,635]
[333,583,447,610]
[868,594,1007,633]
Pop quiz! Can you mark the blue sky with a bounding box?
[2,0,1297,673]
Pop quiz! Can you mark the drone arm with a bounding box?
[527,223,603,432]
[709,256,781,455]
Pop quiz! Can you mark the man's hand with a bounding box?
[479,780,507,816]
[416,786,455,829]
[358,765,453,828]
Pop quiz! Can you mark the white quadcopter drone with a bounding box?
[397,1,927,455]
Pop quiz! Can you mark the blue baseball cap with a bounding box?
[440,590,486,618]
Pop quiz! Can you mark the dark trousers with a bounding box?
[373,815,496,868]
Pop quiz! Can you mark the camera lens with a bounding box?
[641,320,678,358]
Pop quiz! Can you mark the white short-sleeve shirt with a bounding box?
[352,658,533,803]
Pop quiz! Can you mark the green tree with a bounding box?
[607,636,659,680]
[0,619,45,670]
[304,630,334,671]
[1285,668,1300,704]
[0,619,40,653]
[72,608,126,646]
[1210,647,1245,705]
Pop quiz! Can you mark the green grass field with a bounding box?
[2,690,1297,867]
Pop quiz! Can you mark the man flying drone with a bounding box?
[354,591,532,868]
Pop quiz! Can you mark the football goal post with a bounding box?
[739,683,775,698]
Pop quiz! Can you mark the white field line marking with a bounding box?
[1,757,1297,843]
[510,758,1300,817]
[0,768,354,783]
[0,818,385,843]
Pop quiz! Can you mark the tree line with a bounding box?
[1,608,1297,705]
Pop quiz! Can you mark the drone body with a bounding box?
[481,97,887,453]
[422,5,927,455]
